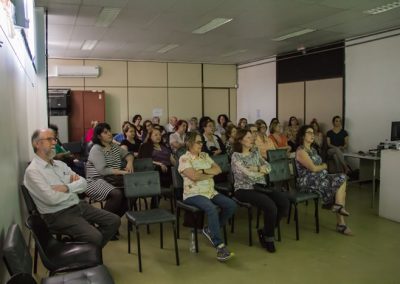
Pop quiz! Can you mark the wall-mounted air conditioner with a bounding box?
[55,65,100,77]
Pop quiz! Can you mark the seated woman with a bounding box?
[86,123,133,219]
[224,124,237,158]
[310,118,324,156]
[132,114,144,142]
[120,122,141,157]
[231,129,289,252]
[269,121,291,153]
[295,125,352,235]
[138,128,176,188]
[141,120,153,142]
[169,119,188,153]
[178,132,237,262]
[254,119,275,160]
[215,114,229,141]
[285,116,300,152]
[326,116,350,174]
[200,118,226,156]
[188,117,199,133]
[113,121,131,144]
[238,118,248,129]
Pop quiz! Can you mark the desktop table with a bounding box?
[343,152,380,208]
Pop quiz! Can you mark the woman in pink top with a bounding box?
[85,120,98,143]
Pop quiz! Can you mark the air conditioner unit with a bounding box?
[56,65,100,77]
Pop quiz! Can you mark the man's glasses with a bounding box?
[39,137,58,142]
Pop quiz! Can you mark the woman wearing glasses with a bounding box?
[178,132,237,262]
[295,125,352,235]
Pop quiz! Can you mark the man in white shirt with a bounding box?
[165,116,177,133]
[24,128,120,248]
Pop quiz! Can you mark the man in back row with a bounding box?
[24,128,120,248]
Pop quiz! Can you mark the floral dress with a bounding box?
[295,146,346,205]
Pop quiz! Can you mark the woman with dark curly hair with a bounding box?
[295,125,352,235]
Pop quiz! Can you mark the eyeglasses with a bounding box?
[305,131,314,135]
[39,137,58,142]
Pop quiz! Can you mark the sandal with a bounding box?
[331,203,350,216]
[336,224,353,236]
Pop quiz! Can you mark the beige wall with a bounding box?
[49,60,237,131]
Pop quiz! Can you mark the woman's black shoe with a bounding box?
[111,234,119,241]
[257,229,267,248]
[265,241,276,253]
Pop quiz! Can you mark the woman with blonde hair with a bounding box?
[254,119,275,160]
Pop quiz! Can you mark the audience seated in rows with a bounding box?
[231,128,289,252]
[178,132,237,262]
[24,128,120,248]
[295,125,352,235]
[86,123,132,221]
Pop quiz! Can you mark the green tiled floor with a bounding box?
[36,184,400,284]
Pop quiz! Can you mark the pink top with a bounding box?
[85,128,94,143]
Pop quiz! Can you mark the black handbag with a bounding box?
[104,175,124,188]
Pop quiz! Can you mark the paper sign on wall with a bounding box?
[152,108,163,117]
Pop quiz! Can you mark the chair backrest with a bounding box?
[133,158,154,172]
[25,214,59,272]
[123,171,161,199]
[268,149,288,162]
[20,185,39,215]
[3,224,33,276]
[211,154,230,173]
[268,158,291,183]
[7,273,37,284]
[62,141,82,154]
[171,166,183,189]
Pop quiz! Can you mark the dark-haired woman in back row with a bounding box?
[200,118,226,156]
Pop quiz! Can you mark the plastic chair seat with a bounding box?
[126,208,176,226]
[288,192,319,203]
[176,200,201,213]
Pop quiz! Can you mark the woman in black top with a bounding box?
[120,123,141,157]
[200,118,226,156]
[326,116,349,174]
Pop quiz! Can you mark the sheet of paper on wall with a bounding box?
[152,108,163,117]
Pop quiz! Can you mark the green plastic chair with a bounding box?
[123,171,179,272]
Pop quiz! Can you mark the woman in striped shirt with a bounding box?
[86,123,134,218]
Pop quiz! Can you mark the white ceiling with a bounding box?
[36,0,400,64]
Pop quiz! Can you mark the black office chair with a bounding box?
[3,223,114,284]
[25,214,103,276]
[123,171,179,272]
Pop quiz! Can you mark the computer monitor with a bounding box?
[391,121,400,141]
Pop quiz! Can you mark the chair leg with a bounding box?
[100,201,104,209]
[128,221,131,253]
[276,221,281,242]
[223,225,227,245]
[176,207,181,239]
[172,222,180,266]
[136,226,142,272]
[160,223,164,249]
[294,204,300,241]
[231,215,235,233]
[287,203,292,224]
[256,207,261,228]
[194,226,199,253]
[170,195,174,214]
[33,243,38,274]
[248,207,253,246]
[314,198,320,234]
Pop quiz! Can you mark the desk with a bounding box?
[343,152,380,208]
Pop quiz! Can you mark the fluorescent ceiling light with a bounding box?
[157,44,179,54]
[364,1,400,15]
[95,7,121,27]
[222,49,247,57]
[192,18,233,34]
[272,28,316,41]
[81,40,98,50]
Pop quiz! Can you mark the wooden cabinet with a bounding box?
[69,90,105,141]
